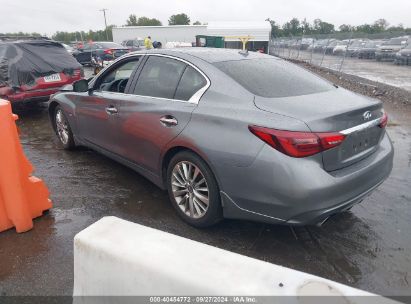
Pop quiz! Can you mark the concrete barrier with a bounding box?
[74,217,396,303]
[0,99,52,233]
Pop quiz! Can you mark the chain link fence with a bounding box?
[269,31,411,74]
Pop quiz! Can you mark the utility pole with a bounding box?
[100,8,109,41]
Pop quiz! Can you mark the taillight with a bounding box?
[249,126,346,158]
[73,69,82,77]
[379,112,388,128]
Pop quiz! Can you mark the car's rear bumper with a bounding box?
[5,77,81,104]
[220,132,394,225]
[5,88,59,103]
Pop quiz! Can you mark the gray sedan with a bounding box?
[49,48,393,227]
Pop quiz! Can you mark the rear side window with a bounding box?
[175,66,207,101]
[214,59,333,98]
[133,56,186,99]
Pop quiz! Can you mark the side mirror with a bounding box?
[73,79,89,93]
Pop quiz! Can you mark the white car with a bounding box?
[332,41,349,55]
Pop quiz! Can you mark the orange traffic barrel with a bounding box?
[0,100,52,233]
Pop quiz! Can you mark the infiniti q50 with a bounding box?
[49,48,393,227]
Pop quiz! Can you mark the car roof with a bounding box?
[128,48,276,63]
[0,39,63,48]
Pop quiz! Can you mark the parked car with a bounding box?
[332,40,349,56]
[375,36,409,61]
[121,38,145,52]
[49,49,393,228]
[311,39,329,52]
[324,40,341,54]
[346,39,368,57]
[394,41,411,65]
[62,43,75,55]
[0,38,83,105]
[73,41,129,65]
[358,40,384,59]
[300,38,314,50]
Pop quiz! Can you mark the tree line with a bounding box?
[2,14,410,43]
[269,18,411,37]
[124,13,202,26]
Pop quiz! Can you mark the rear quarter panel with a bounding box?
[167,61,311,191]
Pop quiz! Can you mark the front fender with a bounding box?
[48,93,79,135]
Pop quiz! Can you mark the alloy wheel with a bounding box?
[171,161,209,219]
[55,109,69,145]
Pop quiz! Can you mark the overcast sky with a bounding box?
[1,0,410,35]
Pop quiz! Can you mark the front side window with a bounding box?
[174,66,207,101]
[96,58,140,93]
[133,56,186,99]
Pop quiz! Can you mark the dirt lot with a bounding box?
[273,49,411,92]
[0,67,410,298]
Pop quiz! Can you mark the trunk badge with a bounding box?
[363,111,372,121]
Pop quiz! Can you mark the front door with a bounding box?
[76,57,142,154]
[118,55,209,174]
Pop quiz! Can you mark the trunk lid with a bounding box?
[254,88,385,171]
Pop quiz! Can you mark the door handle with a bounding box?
[160,115,178,127]
[105,105,118,115]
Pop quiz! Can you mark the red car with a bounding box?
[0,38,84,104]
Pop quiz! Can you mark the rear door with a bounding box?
[76,56,143,154]
[118,55,209,174]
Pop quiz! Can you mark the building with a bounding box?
[112,21,271,52]
[112,25,207,46]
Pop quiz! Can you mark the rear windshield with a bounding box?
[214,58,333,98]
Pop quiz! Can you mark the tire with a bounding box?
[166,151,223,228]
[54,105,75,149]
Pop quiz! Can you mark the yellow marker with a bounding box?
[225,35,254,50]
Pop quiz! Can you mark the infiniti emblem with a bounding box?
[363,111,372,121]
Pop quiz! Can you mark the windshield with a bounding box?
[328,40,340,46]
[214,58,334,98]
[62,43,73,51]
[383,38,407,45]
[364,41,380,48]
[350,40,365,47]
